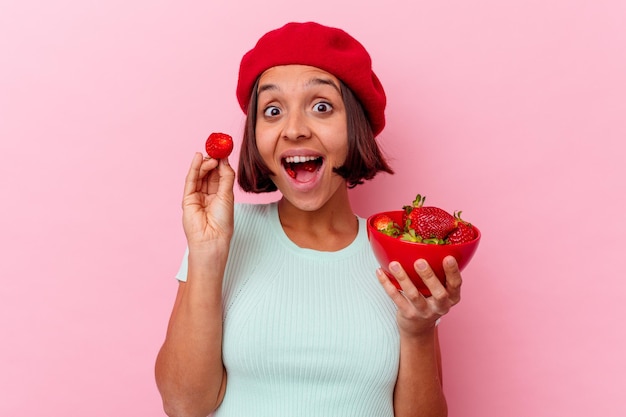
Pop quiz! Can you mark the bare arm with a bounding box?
[155,154,235,417]
[377,256,462,417]
[393,327,447,417]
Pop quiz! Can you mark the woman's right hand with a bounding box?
[155,153,234,415]
[182,153,236,249]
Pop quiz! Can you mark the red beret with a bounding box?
[236,22,386,136]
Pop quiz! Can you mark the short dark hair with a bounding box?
[237,79,394,193]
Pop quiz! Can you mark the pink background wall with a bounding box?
[1,0,624,415]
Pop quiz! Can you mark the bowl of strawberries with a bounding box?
[366,194,481,296]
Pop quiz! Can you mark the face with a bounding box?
[255,65,349,212]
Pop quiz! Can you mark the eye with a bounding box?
[312,102,332,113]
[263,106,281,117]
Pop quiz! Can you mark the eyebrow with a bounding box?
[304,77,341,93]
[257,77,341,96]
[257,83,279,96]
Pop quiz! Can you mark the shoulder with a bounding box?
[233,201,276,228]
[231,201,282,246]
[234,201,273,215]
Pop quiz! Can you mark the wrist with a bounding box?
[187,236,231,255]
[399,325,437,344]
[187,241,230,271]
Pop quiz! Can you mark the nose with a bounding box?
[282,110,311,141]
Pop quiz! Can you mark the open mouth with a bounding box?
[282,155,324,181]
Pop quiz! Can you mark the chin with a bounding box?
[280,194,327,212]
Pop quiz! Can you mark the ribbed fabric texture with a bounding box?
[176,202,400,416]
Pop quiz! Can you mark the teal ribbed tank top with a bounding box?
[176,202,400,416]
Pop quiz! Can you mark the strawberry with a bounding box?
[372,214,401,237]
[447,211,477,244]
[205,132,234,159]
[403,194,456,241]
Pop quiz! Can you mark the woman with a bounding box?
[155,22,462,417]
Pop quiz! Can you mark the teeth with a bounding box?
[284,156,320,164]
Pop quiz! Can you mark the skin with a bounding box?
[254,65,356,249]
[155,154,234,417]
[154,64,462,417]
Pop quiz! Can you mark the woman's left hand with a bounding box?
[377,255,462,338]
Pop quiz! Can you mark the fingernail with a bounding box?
[416,259,428,271]
[390,262,401,273]
[445,256,457,267]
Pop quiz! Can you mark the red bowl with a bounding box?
[366,210,481,296]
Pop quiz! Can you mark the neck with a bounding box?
[277,188,358,251]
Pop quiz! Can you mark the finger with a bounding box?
[376,268,410,308]
[183,153,204,200]
[198,157,219,193]
[414,259,448,302]
[205,158,235,196]
[443,256,462,304]
[216,158,236,197]
[389,261,426,306]
[199,156,219,176]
